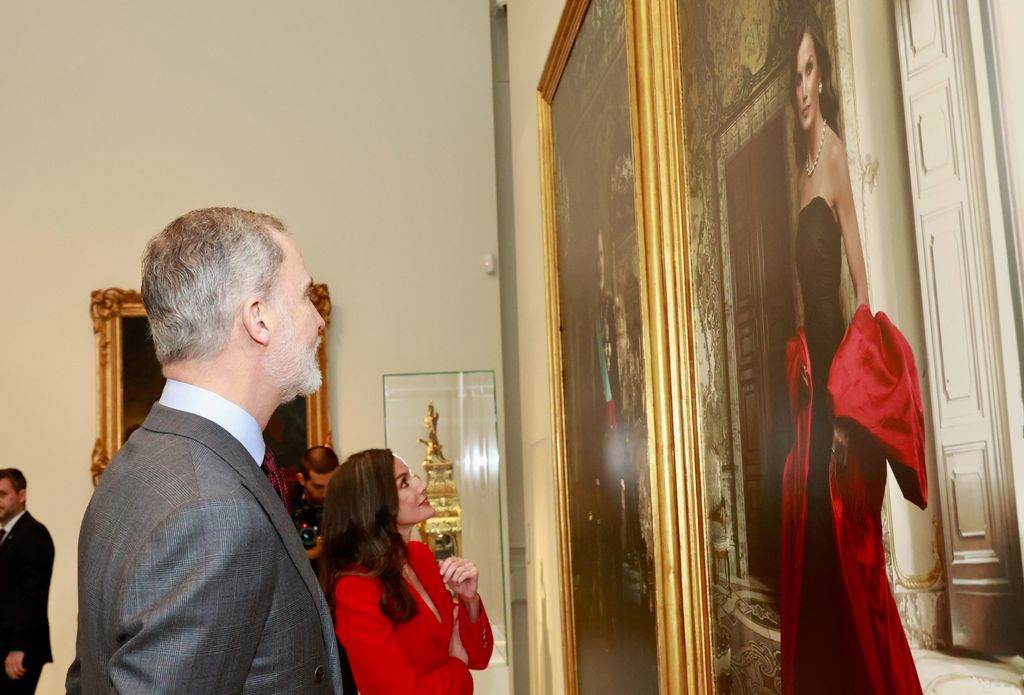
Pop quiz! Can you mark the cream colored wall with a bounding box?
[506,2,567,693]
[974,0,1024,582]
[849,0,1024,647]
[0,3,505,693]
[990,0,1024,592]
[843,1,943,588]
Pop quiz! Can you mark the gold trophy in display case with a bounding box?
[417,403,462,560]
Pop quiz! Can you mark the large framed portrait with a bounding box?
[90,285,333,484]
[671,0,1024,692]
[543,0,1024,691]
[538,0,701,691]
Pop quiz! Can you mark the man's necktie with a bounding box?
[0,529,6,545]
[262,448,292,516]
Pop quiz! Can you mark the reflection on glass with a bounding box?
[383,371,508,664]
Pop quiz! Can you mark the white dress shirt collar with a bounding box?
[158,379,266,466]
[1,509,27,541]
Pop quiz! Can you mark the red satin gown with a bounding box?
[781,198,927,694]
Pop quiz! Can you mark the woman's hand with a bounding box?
[448,605,469,665]
[440,557,479,603]
[440,557,482,622]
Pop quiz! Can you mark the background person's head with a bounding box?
[0,468,28,525]
[319,448,432,623]
[298,445,340,505]
[141,207,325,417]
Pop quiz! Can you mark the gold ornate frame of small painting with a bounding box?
[91,285,333,484]
[538,0,709,692]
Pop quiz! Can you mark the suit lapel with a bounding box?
[142,404,329,641]
[0,512,33,559]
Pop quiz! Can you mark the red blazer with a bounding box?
[333,541,494,694]
[781,305,927,694]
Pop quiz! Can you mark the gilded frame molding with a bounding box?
[90,285,333,485]
[538,0,711,691]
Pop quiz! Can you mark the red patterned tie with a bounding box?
[262,448,291,515]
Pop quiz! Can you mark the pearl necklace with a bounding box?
[805,119,827,177]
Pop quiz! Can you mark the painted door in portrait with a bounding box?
[724,115,793,586]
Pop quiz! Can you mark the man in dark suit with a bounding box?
[67,208,343,693]
[0,468,54,695]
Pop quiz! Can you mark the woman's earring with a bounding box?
[819,82,823,95]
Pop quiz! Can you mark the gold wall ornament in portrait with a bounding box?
[538,0,708,692]
[90,285,333,485]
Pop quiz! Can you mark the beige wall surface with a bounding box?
[506,1,567,693]
[843,0,947,646]
[0,3,503,693]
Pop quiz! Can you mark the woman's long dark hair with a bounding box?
[790,13,840,165]
[319,448,418,624]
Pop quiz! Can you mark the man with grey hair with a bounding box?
[67,208,342,693]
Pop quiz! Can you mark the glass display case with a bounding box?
[383,370,509,664]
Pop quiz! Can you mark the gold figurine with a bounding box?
[417,403,448,464]
[417,403,463,560]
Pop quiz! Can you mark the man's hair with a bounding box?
[301,446,340,475]
[0,468,26,492]
[141,207,287,365]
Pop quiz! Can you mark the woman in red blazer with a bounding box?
[320,448,493,694]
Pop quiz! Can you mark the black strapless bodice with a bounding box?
[796,196,845,385]
[792,201,859,694]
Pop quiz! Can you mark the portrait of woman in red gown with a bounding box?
[779,15,929,695]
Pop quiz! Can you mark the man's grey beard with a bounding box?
[266,328,322,404]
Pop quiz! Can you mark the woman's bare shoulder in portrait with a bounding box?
[825,128,850,179]
[821,127,851,207]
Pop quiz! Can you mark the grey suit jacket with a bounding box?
[66,404,343,694]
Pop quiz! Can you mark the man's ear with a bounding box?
[241,297,272,346]
[297,471,307,487]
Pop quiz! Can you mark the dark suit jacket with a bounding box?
[67,404,343,694]
[0,511,54,667]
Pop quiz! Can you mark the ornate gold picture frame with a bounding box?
[90,285,333,484]
[538,0,709,691]
[543,0,1024,691]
